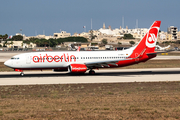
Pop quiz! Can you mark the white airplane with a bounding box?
[155,45,170,51]
[4,21,161,76]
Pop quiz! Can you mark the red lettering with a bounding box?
[70,55,76,62]
[61,55,63,62]
[32,53,77,63]
[39,54,42,62]
[46,54,53,62]
[67,53,69,62]
[33,56,39,63]
[64,54,67,62]
[43,56,46,62]
[54,55,60,62]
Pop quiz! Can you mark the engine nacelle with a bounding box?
[68,64,87,73]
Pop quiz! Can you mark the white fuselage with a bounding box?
[4,49,133,69]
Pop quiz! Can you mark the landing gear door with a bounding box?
[26,55,31,64]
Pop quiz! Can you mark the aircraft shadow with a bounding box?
[0,70,180,78]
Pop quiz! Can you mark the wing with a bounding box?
[84,58,133,69]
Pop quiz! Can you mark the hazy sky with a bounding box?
[0,0,180,36]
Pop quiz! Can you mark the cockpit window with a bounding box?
[11,57,20,60]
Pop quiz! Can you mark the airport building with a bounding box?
[167,26,178,40]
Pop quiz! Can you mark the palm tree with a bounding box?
[0,35,2,40]
[4,34,8,39]
[2,34,8,40]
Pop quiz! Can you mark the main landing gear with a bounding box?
[20,72,24,76]
[89,70,95,75]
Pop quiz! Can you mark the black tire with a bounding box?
[20,73,24,76]
[89,70,95,75]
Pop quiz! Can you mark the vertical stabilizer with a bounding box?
[130,21,161,58]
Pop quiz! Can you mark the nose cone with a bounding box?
[4,60,11,67]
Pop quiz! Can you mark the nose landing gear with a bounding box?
[14,69,24,76]
[89,70,95,75]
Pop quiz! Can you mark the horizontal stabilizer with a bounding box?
[146,51,171,55]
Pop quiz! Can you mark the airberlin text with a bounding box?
[33,54,76,63]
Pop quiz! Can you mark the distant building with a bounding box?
[167,26,178,40]
[178,31,180,40]
[73,32,89,38]
[6,41,22,48]
[159,31,166,40]
[166,33,172,40]
[98,23,149,40]
[24,35,53,40]
[53,31,71,39]
[23,42,36,48]
[36,35,53,39]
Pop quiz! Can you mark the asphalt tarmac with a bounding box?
[1,68,180,86]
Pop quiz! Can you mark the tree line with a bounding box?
[19,37,88,47]
[0,34,88,47]
[0,34,8,40]
[23,37,88,47]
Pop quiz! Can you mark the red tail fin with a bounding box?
[130,21,161,58]
[77,46,81,51]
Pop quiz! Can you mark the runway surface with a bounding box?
[1,68,180,86]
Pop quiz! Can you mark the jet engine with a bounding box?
[68,64,87,73]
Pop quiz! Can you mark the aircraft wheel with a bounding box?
[20,72,24,76]
[89,70,95,75]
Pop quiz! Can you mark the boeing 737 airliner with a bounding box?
[4,21,161,76]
